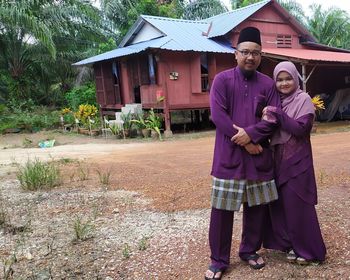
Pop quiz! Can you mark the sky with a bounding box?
[222,0,350,15]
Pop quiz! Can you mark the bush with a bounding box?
[73,104,99,129]
[0,107,61,133]
[17,159,61,191]
[65,83,97,111]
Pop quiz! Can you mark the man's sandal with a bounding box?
[243,253,265,269]
[204,265,223,280]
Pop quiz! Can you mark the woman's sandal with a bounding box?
[286,249,297,262]
[296,257,309,265]
[204,265,223,280]
[287,249,309,265]
[243,253,265,269]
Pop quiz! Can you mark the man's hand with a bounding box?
[244,143,263,155]
[231,124,251,146]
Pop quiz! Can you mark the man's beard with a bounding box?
[241,69,255,78]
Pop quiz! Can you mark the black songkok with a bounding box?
[237,26,261,46]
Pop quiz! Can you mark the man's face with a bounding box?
[235,42,262,73]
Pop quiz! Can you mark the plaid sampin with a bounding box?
[211,177,278,211]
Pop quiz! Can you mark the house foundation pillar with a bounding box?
[163,106,173,138]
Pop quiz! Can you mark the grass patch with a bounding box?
[16,159,61,191]
[96,168,112,186]
[77,163,89,181]
[122,244,131,259]
[73,216,94,241]
[138,235,151,251]
[57,158,77,164]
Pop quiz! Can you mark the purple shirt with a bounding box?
[210,67,280,180]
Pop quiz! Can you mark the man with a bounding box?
[205,26,281,280]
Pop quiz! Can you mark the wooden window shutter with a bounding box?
[276,34,292,48]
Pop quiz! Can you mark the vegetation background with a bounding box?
[0,0,349,133]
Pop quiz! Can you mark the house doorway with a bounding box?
[134,86,141,103]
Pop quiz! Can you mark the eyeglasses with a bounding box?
[236,49,261,57]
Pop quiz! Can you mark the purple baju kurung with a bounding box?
[209,67,280,270]
[263,111,326,261]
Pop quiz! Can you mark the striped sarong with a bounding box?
[211,177,278,211]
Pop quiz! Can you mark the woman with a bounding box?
[262,61,326,264]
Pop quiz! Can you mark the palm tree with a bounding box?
[183,0,228,20]
[101,0,185,42]
[278,0,306,26]
[0,0,109,104]
[307,4,350,49]
[230,0,261,9]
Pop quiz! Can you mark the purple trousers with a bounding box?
[263,186,326,261]
[209,203,269,271]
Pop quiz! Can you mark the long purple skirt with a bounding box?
[264,185,326,261]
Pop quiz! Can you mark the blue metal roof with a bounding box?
[138,15,233,52]
[73,1,272,66]
[73,37,170,66]
[205,0,270,38]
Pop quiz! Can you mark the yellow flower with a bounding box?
[75,104,98,128]
[61,107,71,115]
[311,95,325,112]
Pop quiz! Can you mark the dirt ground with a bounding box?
[0,122,349,279]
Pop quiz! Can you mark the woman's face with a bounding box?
[276,71,296,95]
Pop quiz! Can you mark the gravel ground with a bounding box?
[0,128,349,279]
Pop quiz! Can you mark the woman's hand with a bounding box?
[262,106,278,123]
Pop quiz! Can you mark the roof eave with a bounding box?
[207,0,271,38]
[301,41,350,53]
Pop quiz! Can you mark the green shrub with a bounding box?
[65,83,97,111]
[17,159,61,191]
[0,104,8,115]
[7,98,36,113]
[0,108,61,133]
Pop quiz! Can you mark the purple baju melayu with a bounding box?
[263,61,326,262]
[209,67,280,270]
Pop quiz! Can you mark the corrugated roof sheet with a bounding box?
[73,37,170,66]
[205,0,270,38]
[263,48,350,63]
[74,1,276,66]
[74,15,234,66]
[140,15,233,52]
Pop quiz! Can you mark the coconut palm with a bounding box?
[0,0,110,105]
[278,0,306,26]
[307,4,350,49]
[183,0,227,20]
[230,0,261,9]
[101,0,185,43]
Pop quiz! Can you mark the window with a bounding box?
[201,53,209,92]
[148,54,157,85]
[276,34,292,48]
[112,61,119,85]
[140,54,158,85]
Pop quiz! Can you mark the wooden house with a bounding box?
[73,0,350,134]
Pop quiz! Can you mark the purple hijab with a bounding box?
[271,61,315,145]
